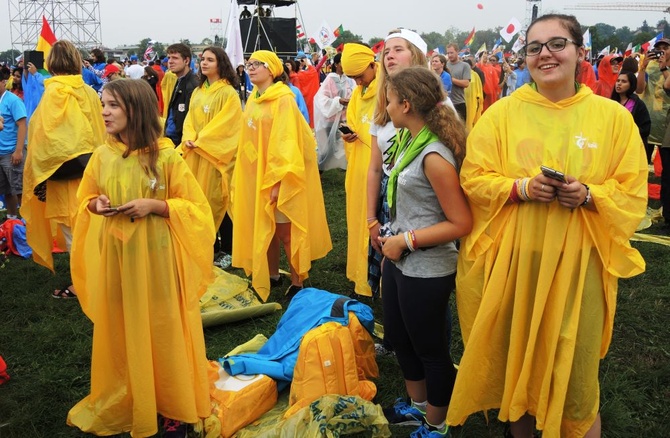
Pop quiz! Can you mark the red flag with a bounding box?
[371,40,385,54]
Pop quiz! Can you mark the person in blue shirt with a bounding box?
[431,54,452,96]
[21,62,49,125]
[0,67,28,219]
[514,58,532,88]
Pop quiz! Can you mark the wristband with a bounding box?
[581,184,591,206]
[367,219,379,229]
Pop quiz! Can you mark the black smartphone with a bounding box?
[338,124,354,135]
[540,165,567,183]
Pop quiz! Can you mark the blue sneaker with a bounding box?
[410,423,450,437]
[382,397,424,426]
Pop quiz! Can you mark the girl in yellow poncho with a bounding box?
[447,15,648,438]
[181,46,242,267]
[340,43,378,297]
[231,50,331,301]
[20,40,105,298]
[67,80,215,437]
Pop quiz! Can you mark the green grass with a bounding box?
[1,169,669,437]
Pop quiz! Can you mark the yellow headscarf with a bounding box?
[341,44,375,77]
[249,50,284,78]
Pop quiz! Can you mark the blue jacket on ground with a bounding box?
[221,288,374,390]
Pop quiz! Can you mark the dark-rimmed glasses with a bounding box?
[521,37,579,57]
[245,61,266,70]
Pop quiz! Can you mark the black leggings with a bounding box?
[214,213,233,254]
[381,259,457,407]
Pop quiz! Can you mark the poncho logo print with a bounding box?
[575,133,598,150]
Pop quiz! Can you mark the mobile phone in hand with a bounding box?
[338,124,354,135]
[540,165,567,183]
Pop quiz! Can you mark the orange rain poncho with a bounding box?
[448,85,647,437]
[67,137,215,436]
[180,79,242,226]
[231,82,331,301]
[21,74,105,270]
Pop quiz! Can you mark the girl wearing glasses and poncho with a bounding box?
[447,14,647,438]
[231,50,331,300]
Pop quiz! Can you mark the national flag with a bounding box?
[333,24,344,38]
[492,37,503,53]
[475,42,487,57]
[642,32,663,53]
[311,20,336,49]
[371,40,385,54]
[624,43,633,57]
[143,42,156,62]
[598,45,610,57]
[583,28,591,51]
[511,34,526,54]
[224,0,244,68]
[36,15,57,63]
[633,44,641,54]
[499,17,522,43]
[463,27,475,47]
[296,24,305,39]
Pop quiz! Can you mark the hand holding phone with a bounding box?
[540,165,567,183]
[338,124,354,135]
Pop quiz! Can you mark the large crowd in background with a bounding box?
[0,11,658,438]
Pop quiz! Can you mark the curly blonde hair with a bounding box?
[387,67,466,167]
[373,30,428,126]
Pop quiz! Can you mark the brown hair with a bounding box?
[198,46,239,88]
[166,43,192,63]
[374,29,429,126]
[526,14,584,82]
[103,80,162,183]
[47,40,83,76]
[387,67,466,167]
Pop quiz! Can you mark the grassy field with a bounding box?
[1,169,669,437]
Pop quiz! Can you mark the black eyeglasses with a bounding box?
[245,61,267,70]
[521,37,579,57]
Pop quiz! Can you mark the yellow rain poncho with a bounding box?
[464,70,483,131]
[161,70,177,119]
[67,137,215,437]
[231,82,331,301]
[344,72,378,297]
[20,74,105,270]
[180,79,242,226]
[447,85,648,437]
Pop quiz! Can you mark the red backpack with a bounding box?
[0,218,23,257]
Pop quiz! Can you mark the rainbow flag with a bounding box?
[463,27,475,47]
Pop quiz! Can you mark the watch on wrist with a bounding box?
[581,184,591,206]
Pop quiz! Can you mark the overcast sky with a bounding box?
[3,0,669,51]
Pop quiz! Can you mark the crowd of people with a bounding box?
[0,11,658,438]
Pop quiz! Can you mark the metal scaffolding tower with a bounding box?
[565,2,670,13]
[526,0,543,27]
[7,0,102,52]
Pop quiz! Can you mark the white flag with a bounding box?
[598,45,610,57]
[511,34,526,54]
[500,17,522,43]
[583,28,591,51]
[311,20,336,49]
[225,0,245,68]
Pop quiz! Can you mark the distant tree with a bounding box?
[657,20,670,38]
[153,42,165,57]
[421,31,448,51]
[201,37,213,46]
[0,49,21,65]
[368,37,383,47]
[180,38,192,47]
[214,34,223,46]
[641,20,651,33]
[332,30,363,47]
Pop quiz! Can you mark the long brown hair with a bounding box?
[198,46,239,88]
[103,80,162,182]
[373,30,429,126]
[387,67,466,167]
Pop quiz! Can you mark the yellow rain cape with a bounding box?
[180,79,242,226]
[231,82,331,301]
[344,73,378,297]
[448,85,647,437]
[68,137,215,436]
[464,70,483,131]
[160,70,177,119]
[20,74,105,270]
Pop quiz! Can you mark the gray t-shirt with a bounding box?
[446,60,471,105]
[392,142,459,277]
